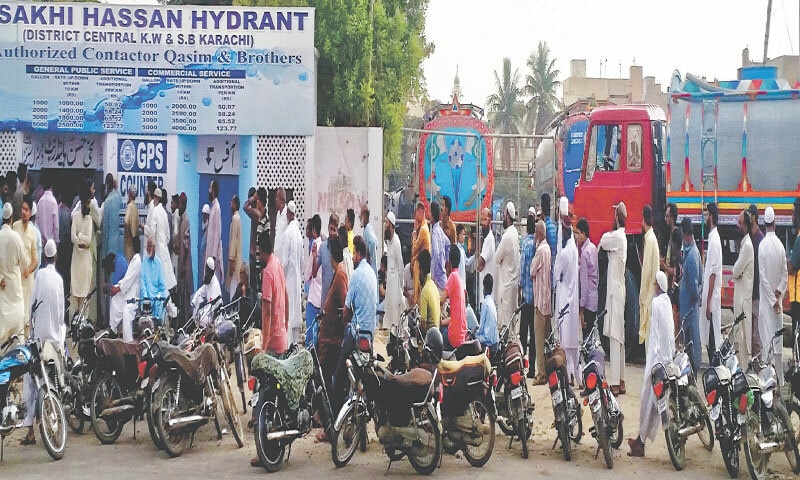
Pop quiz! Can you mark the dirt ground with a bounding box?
[1,334,798,479]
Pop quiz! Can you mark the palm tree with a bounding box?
[486,57,526,172]
[524,41,562,138]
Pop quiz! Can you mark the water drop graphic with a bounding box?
[202,97,212,107]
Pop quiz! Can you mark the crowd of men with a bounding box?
[2,161,799,457]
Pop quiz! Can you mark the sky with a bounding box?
[422,0,800,109]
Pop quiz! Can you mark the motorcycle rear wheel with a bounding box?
[596,405,613,469]
[518,417,529,460]
[255,396,286,472]
[64,373,84,434]
[90,373,125,445]
[687,385,714,451]
[154,375,190,458]
[720,436,740,478]
[331,402,360,468]
[408,406,441,475]
[463,399,495,467]
[665,397,686,471]
[775,401,800,474]
[146,388,164,450]
[219,367,244,448]
[558,417,571,461]
[567,387,583,443]
[743,408,768,480]
[497,416,515,436]
[234,348,247,414]
[789,398,800,447]
[37,387,66,461]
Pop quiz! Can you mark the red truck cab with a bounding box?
[573,104,667,246]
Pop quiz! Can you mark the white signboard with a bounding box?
[197,136,238,175]
[20,131,103,170]
[0,2,315,135]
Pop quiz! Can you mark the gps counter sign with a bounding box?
[118,137,167,215]
[0,2,315,135]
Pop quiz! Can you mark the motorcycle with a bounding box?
[88,295,170,447]
[386,306,423,374]
[651,313,714,471]
[332,327,441,475]
[215,295,260,414]
[251,340,332,472]
[788,322,800,451]
[703,311,747,477]
[580,311,624,469]
[741,326,800,480]
[544,303,583,461]
[64,288,104,434]
[491,304,534,459]
[0,335,67,461]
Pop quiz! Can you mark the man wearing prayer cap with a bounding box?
[0,202,30,345]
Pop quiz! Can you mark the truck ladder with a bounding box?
[700,98,719,240]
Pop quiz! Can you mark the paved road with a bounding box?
[2,362,798,480]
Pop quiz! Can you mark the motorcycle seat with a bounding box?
[746,372,775,392]
[162,343,219,385]
[442,339,483,361]
[438,351,491,375]
[250,349,314,411]
[97,338,142,363]
[385,368,433,388]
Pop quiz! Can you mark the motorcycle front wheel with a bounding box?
[154,375,190,458]
[567,387,583,443]
[146,387,164,450]
[687,385,714,451]
[463,399,496,467]
[720,436,740,478]
[408,405,441,475]
[37,387,67,461]
[90,373,125,445]
[331,401,361,468]
[775,401,800,474]
[664,397,686,471]
[218,367,244,448]
[743,408,768,480]
[596,405,613,469]
[254,395,286,472]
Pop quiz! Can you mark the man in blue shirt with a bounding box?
[332,235,378,411]
[679,217,702,375]
[542,194,557,291]
[360,206,379,275]
[519,208,537,374]
[315,213,339,311]
[141,235,168,325]
[477,274,499,352]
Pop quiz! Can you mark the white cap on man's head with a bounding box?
[614,201,628,218]
[506,201,516,221]
[154,188,163,198]
[559,196,569,216]
[31,201,37,217]
[528,206,537,217]
[287,200,296,214]
[764,205,775,224]
[44,239,57,258]
[202,204,210,215]
[656,270,668,293]
[206,256,215,270]
[387,211,396,226]
[2,203,11,220]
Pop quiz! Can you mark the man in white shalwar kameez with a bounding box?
[205,181,224,283]
[0,203,29,345]
[758,206,788,386]
[282,201,304,344]
[494,202,519,330]
[554,211,581,384]
[599,202,628,395]
[148,189,177,291]
[702,202,723,363]
[384,212,405,330]
[109,236,142,342]
[628,271,674,457]
[21,239,64,445]
[732,209,754,367]
[192,257,222,329]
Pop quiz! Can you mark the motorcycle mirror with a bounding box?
[775,327,786,337]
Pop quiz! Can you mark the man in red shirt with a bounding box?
[258,229,288,356]
[440,246,467,349]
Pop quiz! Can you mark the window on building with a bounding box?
[627,124,642,172]
[585,123,621,182]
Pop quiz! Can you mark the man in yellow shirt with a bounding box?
[417,249,440,333]
[411,202,431,304]
[638,204,660,348]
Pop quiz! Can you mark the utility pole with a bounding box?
[763,0,773,64]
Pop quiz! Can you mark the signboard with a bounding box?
[20,131,103,170]
[117,136,167,213]
[197,136,238,175]
[0,2,315,135]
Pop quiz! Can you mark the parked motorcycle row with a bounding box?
[2,295,799,480]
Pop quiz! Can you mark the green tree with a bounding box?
[523,41,561,136]
[486,57,525,172]
[237,0,432,173]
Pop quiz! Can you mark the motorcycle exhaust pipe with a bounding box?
[167,415,210,433]
[100,404,135,419]
[757,441,783,454]
[266,429,301,441]
[677,422,704,441]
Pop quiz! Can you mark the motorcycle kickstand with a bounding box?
[286,443,292,463]
[508,434,514,450]
[1,435,4,462]
[594,443,601,459]
[551,433,560,450]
